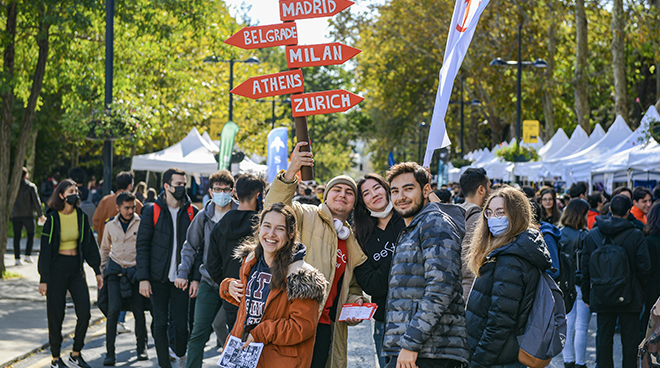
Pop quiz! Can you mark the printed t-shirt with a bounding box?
[319,239,347,325]
[245,256,272,325]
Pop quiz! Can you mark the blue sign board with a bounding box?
[267,127,289,183]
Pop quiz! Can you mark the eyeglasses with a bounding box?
[484,208,506,219]
[212,187,232,194]
[541,198,554,202]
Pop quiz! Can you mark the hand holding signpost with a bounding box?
[284,141,314,182]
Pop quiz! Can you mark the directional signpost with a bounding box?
[223,0,360,179]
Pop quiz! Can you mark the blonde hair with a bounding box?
[466,186,533,276]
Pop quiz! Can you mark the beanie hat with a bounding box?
[323,175,358,202]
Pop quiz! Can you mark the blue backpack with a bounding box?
[517,270,567,368]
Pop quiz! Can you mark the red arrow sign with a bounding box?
[280,0,354,21]
[291,89,363,117]
[231,70,304,99]
[225,23,298,50]
[286,43,361,68]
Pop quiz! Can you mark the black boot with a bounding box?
[575,364,587,368]
[137,348,148,361]
[103,352,115,366]
[564,363,575,368]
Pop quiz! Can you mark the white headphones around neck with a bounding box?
[333,219,351,240]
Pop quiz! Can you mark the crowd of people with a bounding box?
[14,145,659,368]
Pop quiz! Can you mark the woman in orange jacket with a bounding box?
[220,202,328,368]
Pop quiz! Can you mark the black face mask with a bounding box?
[257,192,263,212]
[65,194,80,205]
[170,185,186,201]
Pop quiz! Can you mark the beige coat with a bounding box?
[265,171,368,368]
[100,214,141,272]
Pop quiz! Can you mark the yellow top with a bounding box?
[59,211,79,250]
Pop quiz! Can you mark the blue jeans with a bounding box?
[374,320,386,368]
[186,280,223,368]
[563,286,592,365]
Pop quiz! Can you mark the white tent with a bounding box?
[545,125,589,160]
[131,127,220,174]
[538,128,569,159]
[514,126,588,179]
[575,123,605,152]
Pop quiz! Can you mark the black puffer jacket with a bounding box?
[136,192,198,283]
[466,229,552,368]
[559,226,587,287]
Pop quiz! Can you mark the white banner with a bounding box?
[423,0,491,166]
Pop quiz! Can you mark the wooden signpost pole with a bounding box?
[295,115,314,179]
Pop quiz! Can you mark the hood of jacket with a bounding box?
[407,202,466,240]
[540,221,561,242]
[595,214,635,236]
[217,209,258,241]
[489,228,552,270]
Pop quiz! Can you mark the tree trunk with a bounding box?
[541,0,557,141]
[611,0,628,122]
[0,4,50,276]
[25,128,38,175]
[0,2,18,276]
[574,0,590,133]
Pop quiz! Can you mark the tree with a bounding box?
[611,0,628,121]
[574,0,590,133]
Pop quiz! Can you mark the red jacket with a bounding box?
[631,206,647,225]
[587,209,599,229]
[220,243,327,368]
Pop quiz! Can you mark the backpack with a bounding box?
[640,296,660,368]
[517,270,567,368]
[152,203,195,226]
[588,228,633,309]
[79,190,97,221]
[555,239,577,314]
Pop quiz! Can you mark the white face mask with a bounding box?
[369,201,393,219]
[487,216,509,237]
[212,192,232,207]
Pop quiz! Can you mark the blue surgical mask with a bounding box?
[212,192,232,208]
[487,216,509,237]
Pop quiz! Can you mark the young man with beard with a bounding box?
[265,141,367,368]
[382,162,469,368]
[136,168,199,368]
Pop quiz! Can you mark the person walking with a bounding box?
[175,170,236,368]
[220,203,327,367]
[642,201,660,341]
[559,198,591,368]
[93,171,143,247]
[631,186,652,225]
[539,187,562,226]
[581,194,651,368]
[12,167,46,265]
[382,162,469,368]
[99,191,148,365]
[352,173,405,368]
[465,186,553,368]
[136,168,199,368]
[38,179,103,368]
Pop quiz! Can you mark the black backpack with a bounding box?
[555,239,577,314]
[588,228,633,308]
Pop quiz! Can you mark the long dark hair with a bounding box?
[47,179,79,212]
[560,198,590,230]
[252,202,298,290]
[645,201,660,236]
[353,173,391,249]
[539,188,561,225]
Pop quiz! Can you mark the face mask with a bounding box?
[170,185,186,201]
[369,201,394,219]
[65,194,80,205]
[213,192,232,207]
[487,216,509,237]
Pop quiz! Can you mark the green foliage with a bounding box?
[451,157,473,168]
[495,142,539,162]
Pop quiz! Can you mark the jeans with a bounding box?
[311,323,332,368]
[151,281,189,368]
[12,217,35,259]
[105,274,147,354]
[596,312,639,368]
[374,320,386,368]
[186,281,223,368]
[563,286,592,364]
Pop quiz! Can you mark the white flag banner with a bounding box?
[423,0,491,166]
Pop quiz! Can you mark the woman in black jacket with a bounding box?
[642,202,660,340]
[352,173,405,368]
[559,198,591,368]
[465,186,552,368]
[38,179,102,368]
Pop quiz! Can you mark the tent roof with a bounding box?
[544,125,589,160]
[538,128,569,159]
[592,138,660,174]
[575,123,605,152]
[131,127,220,174]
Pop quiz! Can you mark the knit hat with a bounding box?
[323,175,358,202]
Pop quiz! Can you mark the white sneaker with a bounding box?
[14,259,21,266]
[116,322,131,334]
[24,255,33,263]
[168,347,177,361]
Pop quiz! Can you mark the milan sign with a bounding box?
[286,43,361,68]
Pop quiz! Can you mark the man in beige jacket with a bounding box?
[265,141,367,368]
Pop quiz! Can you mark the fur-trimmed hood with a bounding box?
[234,242,328,304]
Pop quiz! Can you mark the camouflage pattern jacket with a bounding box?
[382,202,469,364]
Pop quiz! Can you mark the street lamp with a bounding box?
[490,22,547,142]
[449,75,481,156]
[203,56,260,122]
[418,122,428,164]
[256,97,291,129]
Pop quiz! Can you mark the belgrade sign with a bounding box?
[225,22,298,50]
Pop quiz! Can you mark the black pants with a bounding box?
[46,255,90,358]
[105,274,147,354]
[151,281,189,368]
[310,322,332,368]
[12,217,35,259]
[385,356,465,368]
[596,312,639,368]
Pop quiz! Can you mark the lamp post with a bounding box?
[449,75,481,156]
[256,97,291,129]
[490,22,547,142]
[203,56,260,122]
[418,122,428,164]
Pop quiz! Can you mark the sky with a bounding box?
[223,0,383,45]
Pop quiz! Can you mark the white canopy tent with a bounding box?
[545,125,589,160]
[131,127,220,175]
[538,128,569,159]
[514,126,589,179]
